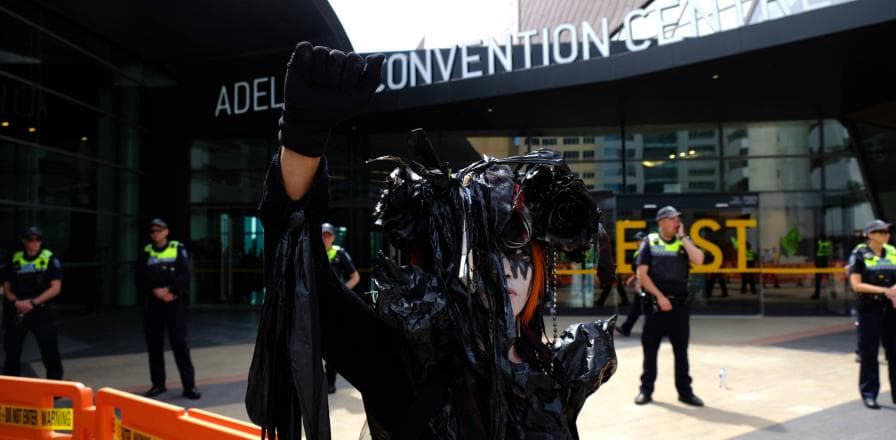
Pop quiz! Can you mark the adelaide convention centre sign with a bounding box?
[211,0,841,118]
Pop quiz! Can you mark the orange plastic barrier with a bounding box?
[94,388,257,440]
[0,375,94,440]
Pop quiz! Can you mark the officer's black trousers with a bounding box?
[619,292,643,334]
[143,299,195,389]
[857,297,896,400]
[640,304,693,397]
[596,280,629,307]
[705,274,728,297]
[2,307,63,380]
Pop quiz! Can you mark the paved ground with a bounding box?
[8,308,896,439]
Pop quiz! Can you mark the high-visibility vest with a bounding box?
[817,240,833,257]
[644,232,689,290]
[851,243,896,286]
[144,240,180,265]
[326,244,342,262]
[11,249,55,297]
[12,249,53,273]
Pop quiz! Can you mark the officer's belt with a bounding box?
[861,293,888,302]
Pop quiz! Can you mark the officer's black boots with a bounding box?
[144,385,166,397]
[182,387,201,400]
[863,397,880,409]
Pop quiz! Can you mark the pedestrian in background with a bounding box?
[135,218,200,400]
[847,219,896,409]
[616,231,646,337]
[2,226,64,380]
[634,206,705,407]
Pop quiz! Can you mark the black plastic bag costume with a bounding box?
[246,125,618,439]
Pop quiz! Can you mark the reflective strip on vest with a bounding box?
[12,249,53,274]
[647,233,681,256]
[862,244,896,271]
[144,240,179,265]
[327,245,341,262]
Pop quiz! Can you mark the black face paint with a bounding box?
[506,249,532,279]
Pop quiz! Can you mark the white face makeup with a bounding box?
[503,255,532,317]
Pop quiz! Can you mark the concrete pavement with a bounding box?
[8,308,896,439]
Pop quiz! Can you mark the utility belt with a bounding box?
[643,293,688,313]
[859,293,888,302]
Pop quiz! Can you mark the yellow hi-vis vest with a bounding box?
[12,249,53,274]
[144,241,180,266]
[327,245,342,262]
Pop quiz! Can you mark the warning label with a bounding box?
[114,417,160,440]
[0,404,74,430]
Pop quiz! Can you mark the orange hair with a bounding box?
[518,242,545,326]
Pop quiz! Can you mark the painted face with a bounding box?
[503,254,532,317]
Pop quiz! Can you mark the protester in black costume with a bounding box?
[244,42,618,440]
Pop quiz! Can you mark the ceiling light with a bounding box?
[27,127,36,133]
[678,152,686,157]
[1,121,9,127]
[80,136,88,141]
[688,150,696,155]
[712,74,719,80]
[668,154,676,159]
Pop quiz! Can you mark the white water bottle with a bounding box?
[718,368,728,389]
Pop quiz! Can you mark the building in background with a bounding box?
[1,0,894,317]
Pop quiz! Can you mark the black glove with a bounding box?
[278,42,385,157]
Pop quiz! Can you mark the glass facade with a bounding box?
[0,3,162,311]
[377,118,871,316]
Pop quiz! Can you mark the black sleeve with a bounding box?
[46,256,63,281]
[1,257,12,284]
[169,243,190,295]
[634,239,651,268]
[248,152,414,435]
[337,249,357,274]
[848,250,864,275]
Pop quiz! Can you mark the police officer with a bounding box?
[322,223,360,290]
[634,206,705,406]
[616,231,646,337]
[321,222,360,394]
[2,226,64,379]
[135,219,200,399]
[847,219,896,409]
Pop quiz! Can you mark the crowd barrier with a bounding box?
[0,376,92,439]
[0,376,263,440]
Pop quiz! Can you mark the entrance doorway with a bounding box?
[191,210,264,304]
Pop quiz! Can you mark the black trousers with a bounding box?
[640,303,693,397]
[705,274,728,297]
[144,299,195,389]
[619,292,643,334]
[857,296,896,400]
[596,279,629,307]
[2,306,63,380]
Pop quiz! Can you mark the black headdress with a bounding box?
[368,129,617,439]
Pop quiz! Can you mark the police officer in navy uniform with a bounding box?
[847,219,896,409]
[634,206,705,406]
[135,219,200,399]
[2,226,64,380]
[321,222,360,393]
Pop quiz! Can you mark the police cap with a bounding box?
[150,218,168,229]
[321,223,336,235]
[655,206,682,221]
[21,226,43,240]
[863,219,892,236]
